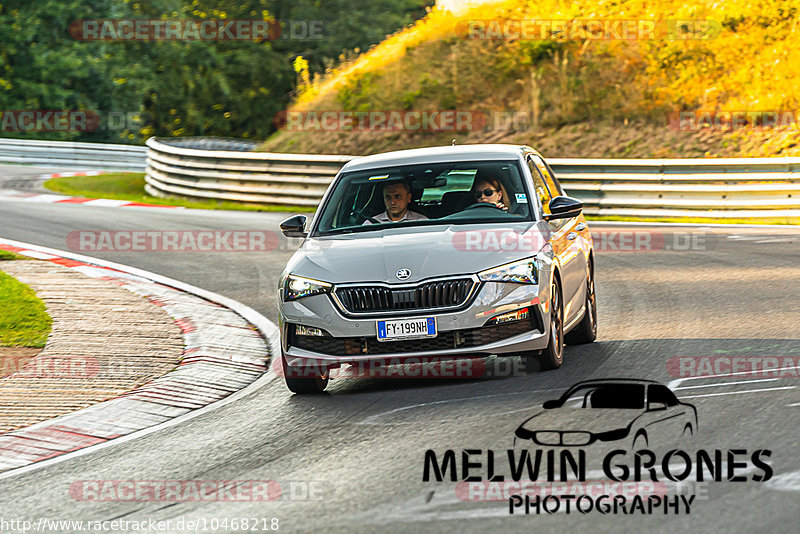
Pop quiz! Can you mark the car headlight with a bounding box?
[595,427,630,442]
[478,257,538,284]
[284,275,332,301]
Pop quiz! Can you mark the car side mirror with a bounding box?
[545,196,583,221]
[280,215,308,238]
[542,399,560,409]
[647,401,667,412]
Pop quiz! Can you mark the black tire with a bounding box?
[565,266,597,345]
[282,354,329,394]
[537,278,564,371]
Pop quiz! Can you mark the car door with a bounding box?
[644,384,693,448]
[528,155,586,326]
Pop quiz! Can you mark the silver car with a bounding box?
[278,144,596,393]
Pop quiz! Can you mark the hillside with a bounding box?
[259,0,800,157]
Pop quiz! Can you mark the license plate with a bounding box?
[376,317,437,342]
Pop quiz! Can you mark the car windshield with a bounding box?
[562,384,645,409]
[314,159,532,235]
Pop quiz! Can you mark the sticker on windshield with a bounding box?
[515,193,527,203]
[368,174,389,181]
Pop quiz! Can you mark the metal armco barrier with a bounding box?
[0,138,146,170]
[552,157,800,218]
[141,137,799,218]
[145,137,354,207]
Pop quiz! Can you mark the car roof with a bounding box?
[340,144,537,172]
[565,378,664,389]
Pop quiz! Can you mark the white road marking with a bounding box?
[357,388,565,426]
[674,378,779,391]
[765,470,800,492]
[754,238,795,244]
[678,386,796,399]
[14,250,58,259]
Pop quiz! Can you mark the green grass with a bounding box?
[43,173,300,212]
[0,250,31,261]
[586,215,800,226]
[0,270,52,347]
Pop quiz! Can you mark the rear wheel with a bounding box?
[282,354,329,394]
[537,278,564,371]
[565,266,597,345]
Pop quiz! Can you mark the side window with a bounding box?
[527,157,552,215]
[531,155,563,197]
[648,385,679,407]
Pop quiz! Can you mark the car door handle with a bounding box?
[567,232,578,241]
[575,223,587,231]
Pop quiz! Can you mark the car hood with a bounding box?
[286,222,547,284]
[516,408,644,437]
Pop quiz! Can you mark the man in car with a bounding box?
[364,180,428,224]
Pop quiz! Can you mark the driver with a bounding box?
[364,180,428,224]
[471,176,510,211]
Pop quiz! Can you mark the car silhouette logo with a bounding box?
[514,378,698,449]
[396,268,411,280]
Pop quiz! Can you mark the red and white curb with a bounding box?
[0,172,179,209]
[0,238,280,475]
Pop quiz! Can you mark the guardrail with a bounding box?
[145,137,353,207]
[144,137,800,218]
[0,138,146,171]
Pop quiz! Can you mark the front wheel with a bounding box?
[282,354,329,394]
[565,268,597,345]
[537,278,564,370]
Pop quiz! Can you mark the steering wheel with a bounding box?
[461,202,507,212]
[355,209,380,224]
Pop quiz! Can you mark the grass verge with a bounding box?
[0,270,52,347]
[43,173,300,212]
[0,250,32,261]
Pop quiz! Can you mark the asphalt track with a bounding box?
[1,165,799,533]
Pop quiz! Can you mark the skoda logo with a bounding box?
[396,268,411,281]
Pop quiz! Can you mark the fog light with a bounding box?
[295,325,326,337]
[487,307,529,325]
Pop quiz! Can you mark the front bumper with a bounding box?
[279,281,550,368]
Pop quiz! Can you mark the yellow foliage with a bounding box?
[295,0,800,115]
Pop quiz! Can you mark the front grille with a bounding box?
[334,278,476,315]
[289,314,538,356]
[534,431,593,447]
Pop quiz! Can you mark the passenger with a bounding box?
[364,180,428,224]
[471,176,510,211]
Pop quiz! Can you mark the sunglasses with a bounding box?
[474,188,498,198]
